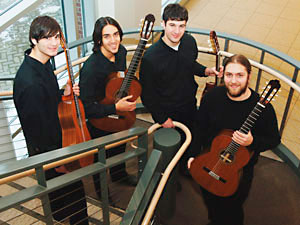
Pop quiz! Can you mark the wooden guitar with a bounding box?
[190,80,281,197]
[201,31,221,99]
[58,33,93,171]
[89,14,155,132]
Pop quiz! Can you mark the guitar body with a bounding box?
[58,94,94,171]
[189,129,252,197]
[89,72,142,132]
[191,79,281,197]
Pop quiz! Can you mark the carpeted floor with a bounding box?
[162,156,300,225]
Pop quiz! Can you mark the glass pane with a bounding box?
[0,0,22,15]
[0,0,63,92]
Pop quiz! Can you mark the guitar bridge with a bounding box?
[203,166,226,183]
[108,114,125,119]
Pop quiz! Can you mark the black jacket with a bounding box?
[13,49,63,156]
[139,33,207,124]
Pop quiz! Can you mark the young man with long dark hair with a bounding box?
[79,17,137,201]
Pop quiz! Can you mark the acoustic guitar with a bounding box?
[201,31,221,99]
[190,80,281,197]
[58,33,93,171]
[90,14,155,132]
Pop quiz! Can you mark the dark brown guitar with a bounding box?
[190,80,281,197]
[90,14,155,132]
[201,31,221,99]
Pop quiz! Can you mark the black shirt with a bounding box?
[139,33,207,124]
[13,49,63,156]
[79,45,127,119]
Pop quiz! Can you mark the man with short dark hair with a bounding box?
[13,16,88,224]
[139,3,220,174]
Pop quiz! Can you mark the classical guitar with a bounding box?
[201,31,221,99]
[190,80,281,197]
[90,14,155,132]
[58,33,93,171]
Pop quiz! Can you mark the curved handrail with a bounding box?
[1,27,300,96]
[141,122,192,225]
[1,45,299,97]
[1,27,300,167]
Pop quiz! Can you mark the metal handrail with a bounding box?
[1,26,300,156]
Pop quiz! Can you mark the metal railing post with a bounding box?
[97,146,110,225]
[280,68,299,135]
[35,166,53,225]
[153,128,181,222]
[137,130,148,178]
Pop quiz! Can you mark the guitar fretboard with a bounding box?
[117,39,147,99]
[226,102,266,154]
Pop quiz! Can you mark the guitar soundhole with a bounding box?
[219,151,234,164]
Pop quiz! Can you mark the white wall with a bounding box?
[94,0,161,29]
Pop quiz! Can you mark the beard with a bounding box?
[226,80,249,98]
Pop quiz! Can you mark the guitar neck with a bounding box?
[65,48,82,121]
[215,54,220,86]
[227,102,266,154]
[118,38,147,96]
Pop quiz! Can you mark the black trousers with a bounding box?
[45,168,89,225]
[200,167,254,225]
[87,122,128,198]
[165,102,197,173]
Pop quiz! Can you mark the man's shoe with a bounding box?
[120,175,138,186]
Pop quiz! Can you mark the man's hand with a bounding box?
[232,130,253,147]
[162,118,175,128]
[115,95,136,112]
[64,80,80,96]
[205,66,223,78]
[55,165,70,174]
[187,157,195,169]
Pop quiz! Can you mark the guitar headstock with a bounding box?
[209,30,220,54]
[259,80,281,106]
[140,14,155,40]
[60,32,67,51]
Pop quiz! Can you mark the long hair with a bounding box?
[224,54,252,75]
[92,17,123,53]
[162,3,188,23]
[29,16,62,48]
